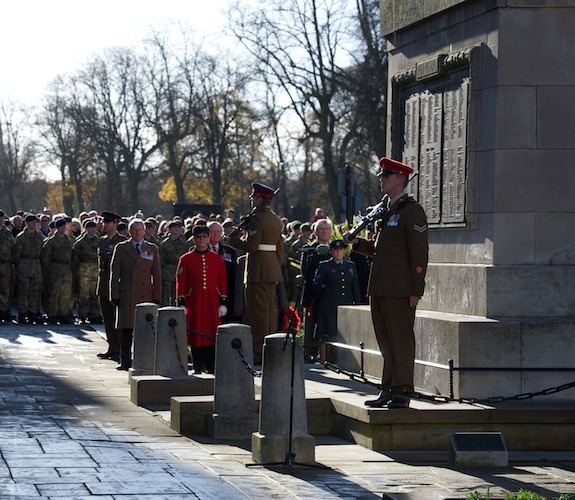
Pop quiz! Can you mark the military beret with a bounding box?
[55,218,66,228]
[84,220,97,228]
[101,211,121,223]
[49,221,56,228]
[192,225,209,236]
[25,213,39,222]
[377,157,415,177]
[168,220,182,228]
[251,182,277,199]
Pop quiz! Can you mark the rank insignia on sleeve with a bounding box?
[414,224,428,233]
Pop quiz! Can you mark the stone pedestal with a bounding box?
[207,323,258,440]
[252,333,315,464]
[155,307,188,377]
[132,303,158,376]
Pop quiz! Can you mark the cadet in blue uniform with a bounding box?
[312,239,360,363]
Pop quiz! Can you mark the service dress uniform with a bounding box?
[12,217,45,323]
[353,157,428,407]
[228,183,284,363]
[72,226,101,322]
[0,218,14,321]
[41,223,74,323]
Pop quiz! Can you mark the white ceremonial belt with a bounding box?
[258,244,276,251]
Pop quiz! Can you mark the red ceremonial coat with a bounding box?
[176,248,228,347]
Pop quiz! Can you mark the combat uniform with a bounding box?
[12,223,45,323]
[72,230,101,322]
[159,235,189,306]
[41,227,74,323]
[0,221,14,321]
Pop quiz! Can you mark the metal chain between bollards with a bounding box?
[231,338,261,378]
[168,319,187,374]
[316,358,575,405]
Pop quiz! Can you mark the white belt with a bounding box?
[258,244,276,251]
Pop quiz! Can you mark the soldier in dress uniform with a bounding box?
[110,219,161,370]
[12,213,45,324]
[41,218,74,324]
[72,219,101,324]
[312,239,361,363]
[225,182,284,364]
[159,220,189,306]
[345,157,428,409]
[0,210,15,323]
[96,211,127,361]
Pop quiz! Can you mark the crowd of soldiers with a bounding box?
[0,203,369,372]
[0,206,368,339]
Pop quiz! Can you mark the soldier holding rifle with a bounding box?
[344,157,428,409]
[224,182,284,364]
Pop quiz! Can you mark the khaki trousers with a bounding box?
[370,296,416,400]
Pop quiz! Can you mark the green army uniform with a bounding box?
[12,219,45,323]
[41,224,74,323]
[72,229,101,323]
[159,235,189,306]
[0,221,14,321]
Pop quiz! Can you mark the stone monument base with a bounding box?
[251,432,315,464]
[338,306,575,401]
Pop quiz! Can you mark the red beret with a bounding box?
[377,157,415,177]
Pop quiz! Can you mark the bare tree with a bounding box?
[0,100,37,213]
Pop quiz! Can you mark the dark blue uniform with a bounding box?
[312,258,360,341]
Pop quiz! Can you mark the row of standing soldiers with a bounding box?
[0,210,206,327]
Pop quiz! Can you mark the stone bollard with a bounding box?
[207,323,258,440]
[155,307,188,377]
[252,333,315,463]
[132,303,159,376]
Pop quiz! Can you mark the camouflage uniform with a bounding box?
[72,231,101,322]
[41,232,74,322]
[159,235,189,306]
[0,224,14,321]
[12,229,45,322]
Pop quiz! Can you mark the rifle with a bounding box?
[227,188,280,238]
[347,195,389,240]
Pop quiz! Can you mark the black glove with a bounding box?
[177,297,186,307]
[111,299,120,307]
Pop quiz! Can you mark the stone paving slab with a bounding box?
[1,323,575,499]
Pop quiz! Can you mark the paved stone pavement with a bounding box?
[1,323,575,499]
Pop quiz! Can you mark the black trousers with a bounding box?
[120,328,134,365]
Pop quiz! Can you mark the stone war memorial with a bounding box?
[340,0,575,402]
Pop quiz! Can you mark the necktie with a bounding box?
[136,243,141,254]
